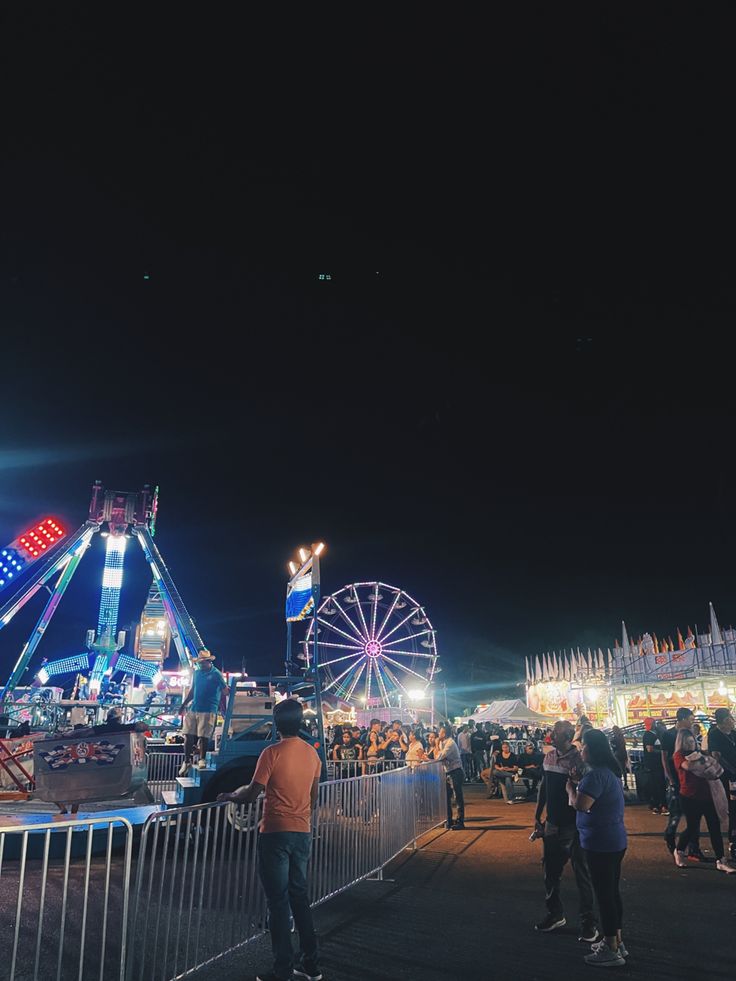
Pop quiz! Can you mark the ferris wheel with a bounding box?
[301,582,439,708]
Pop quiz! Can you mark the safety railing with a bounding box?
[325,757,408,780]
[145,750,186,804]
[0,815,133,981]
[0,764,444,981]
[127,761,445,981]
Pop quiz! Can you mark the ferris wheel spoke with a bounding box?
[377,607,421,645]
[316,640,365,652]
[353,592,371,640]
[381,661,411,698]
[320,652,364,669]
[380,648,436,659]
[364,658,373,704]
[383,628,432,647]
[374,589,401,643]
[374,660,391,707]
[370,586,380,640]
[323,658,362,694]
[380,654,428,683]
[331,596,366,644]
[317,617,363,646]
[344,659,367,702]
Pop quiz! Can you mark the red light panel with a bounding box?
[11,517,66,561]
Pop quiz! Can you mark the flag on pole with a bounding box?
[286,569,314,621]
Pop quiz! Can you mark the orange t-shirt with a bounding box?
[253,737,322,833]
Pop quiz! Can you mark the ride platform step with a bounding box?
[161,790,179,808]
[175,776,202,806]
[193,765,217,788]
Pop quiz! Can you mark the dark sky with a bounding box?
[2,10,736,710]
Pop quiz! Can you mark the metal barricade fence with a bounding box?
[126,799,267,981]
[0,815,133,981]
[126,761,445,981]
[145,751,185,804]
[326,758,407,781]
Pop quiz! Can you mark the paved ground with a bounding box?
[199,785,736,981]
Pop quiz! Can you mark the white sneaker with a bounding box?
[196,759,207,769]
[716,858,736,874]
[178,761,190,777]
[674,849,688,868]
[584,942,625,967]
[592,940,628,958]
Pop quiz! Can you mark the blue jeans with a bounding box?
[258,831,319,980]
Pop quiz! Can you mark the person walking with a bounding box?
[218,698,323,981]
[567,728,628,968]
[533,720,599,944]
[661,708,706,861]
[673,727,736,874]
[707,708,736,862]
[178,649,228,776]
[436,724,466,830]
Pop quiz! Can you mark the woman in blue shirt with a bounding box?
[567,728,628,969]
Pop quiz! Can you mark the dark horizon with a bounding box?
[3,11,736,713]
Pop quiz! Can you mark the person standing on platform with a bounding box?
[533,720,599,944]
[218,698,323,981]
[178,649,228,776]
[707,708,736,862]
[436,724,466,830]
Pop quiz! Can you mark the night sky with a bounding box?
[2,11,735,712]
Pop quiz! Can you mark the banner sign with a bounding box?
[286,570,314,622]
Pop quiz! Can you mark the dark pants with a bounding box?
[543,823,596,925]
[585,848,625,938]
[722,777,736,855]
[446,767,465,826]
[677,796,724,860]
[644,764,667,809]
[472,750,486,779]
[664,785,700,852]
[258,831,319,980]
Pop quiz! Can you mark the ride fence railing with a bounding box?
[325,757,407,780]
[145,751,186,804]
[0,762,444,981]
[0,815,134,981]
[125,760,445,981]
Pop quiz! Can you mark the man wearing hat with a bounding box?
[179,649,228,775]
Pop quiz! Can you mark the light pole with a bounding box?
[285,542,328,774]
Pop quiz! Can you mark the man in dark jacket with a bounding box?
[708,708,736,862]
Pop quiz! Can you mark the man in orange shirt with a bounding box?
[218,698,322,981]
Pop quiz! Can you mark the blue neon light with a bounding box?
[97,536,126,636]
[44,654,92,676]
[114,654,158,679]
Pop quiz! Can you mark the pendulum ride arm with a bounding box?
[0,523,97,700]
[0,522,97,632]
[134,526,207,668]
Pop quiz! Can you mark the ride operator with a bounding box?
[179,648,228,775]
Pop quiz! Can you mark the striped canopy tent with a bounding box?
[468,699,555,724]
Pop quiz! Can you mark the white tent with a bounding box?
[467,699,555,724]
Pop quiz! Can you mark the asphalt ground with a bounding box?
[196,785,736,981]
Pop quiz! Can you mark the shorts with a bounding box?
[182,711,217,739]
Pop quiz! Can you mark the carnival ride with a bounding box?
[301,581,440,708]
[0,482,201,708]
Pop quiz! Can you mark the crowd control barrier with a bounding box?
[0,763,444,981]
[0,815,133,981]
[145,751,185,804]
[126,761,445,981]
